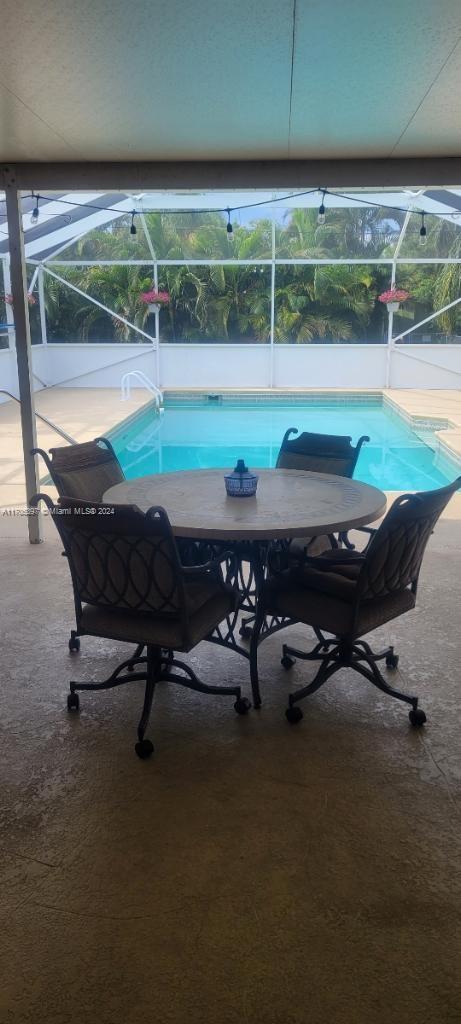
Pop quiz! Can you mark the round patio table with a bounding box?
[104,468,386,658]
[104,468,386,540]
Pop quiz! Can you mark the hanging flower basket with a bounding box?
[4,292,37,306]
[378,288,410,313]
[140,289,170,314]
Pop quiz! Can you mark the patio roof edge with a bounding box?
[3,157,461,191]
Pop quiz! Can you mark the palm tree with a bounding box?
[38,203,421,346]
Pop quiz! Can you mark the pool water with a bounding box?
[111,397,457,490]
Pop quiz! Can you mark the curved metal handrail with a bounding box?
[121,370,164,412]
[0,389,77,444]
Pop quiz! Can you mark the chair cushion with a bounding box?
[79,578,236,652]
[288,534,334,560]
[261,564,416,638]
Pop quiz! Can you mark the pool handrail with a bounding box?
[120,371,164,412]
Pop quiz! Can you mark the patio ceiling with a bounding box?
[0,1,460,163]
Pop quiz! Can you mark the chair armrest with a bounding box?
[302,553,365,571]
[354,526,377,553]
[181,550,236,583]
[31,448,53,473]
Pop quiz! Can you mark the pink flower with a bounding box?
[4,292,36,306]
[378,288,410,304]
[140,289,170,304]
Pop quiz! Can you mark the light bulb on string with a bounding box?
[30,194,40,225]
[226,208,233,237]
[130,211,137,236]
[317,190,326,226]
[419,212,427,246]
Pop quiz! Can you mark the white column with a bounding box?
[5,183,42,542]
[269,214,275,388]
[138,208,160,385]
[38,265,48,344]
[2,256,16,350]
[386,199,423,388]
[153,259,160,386]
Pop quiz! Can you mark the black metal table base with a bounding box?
[187,538,295,659]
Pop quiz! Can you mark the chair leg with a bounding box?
[282,636,336,668]
[127,643,145,670]
[283,637,425,728]
[128,645,173,673]
[351,656,425,723]
[160,658,250,714]
[68,629,80,653]
[353,639,395,664]
[288,655,341,703]
[135,648,159,759]
[68,642,251,761]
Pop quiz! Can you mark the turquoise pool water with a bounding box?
[111,396,457,490]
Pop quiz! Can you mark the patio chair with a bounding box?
[31,494,250,759]
[276,427,370,556]
[32,436,124,503]
[238,429,370,642]
[32,437,130,654]
[249,477,461,723]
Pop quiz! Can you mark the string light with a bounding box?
[30,193,40,225]
[3,187,458,239]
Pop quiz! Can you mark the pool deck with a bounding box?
[1,386,461,510]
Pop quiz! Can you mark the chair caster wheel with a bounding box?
[281,655,295,670]
[286,705,303,724]
[135,739,154,759]
[386,653,399,669]
[239,625,252,639]
[67,692,80,711]
[234,697,251,715]
[409,707,426,727]
[68,636,80,652]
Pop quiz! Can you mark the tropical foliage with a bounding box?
[32,208,461,344]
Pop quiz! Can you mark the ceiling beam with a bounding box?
[2,158,461,192]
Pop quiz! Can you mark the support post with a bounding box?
[153,259,161,387]
[2,257,15,350]
[38,266,48,345]
[385,309,394,388]
[5,183,42,542]
[269,214,275,388]
[385,197,423,388]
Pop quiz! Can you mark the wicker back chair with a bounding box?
[276,428,369,477]
[250,477,461,726]
[32,437,124,501]
[32,495,250,758]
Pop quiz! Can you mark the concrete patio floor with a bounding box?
[0,388,149,507]
[1,512,461,1023]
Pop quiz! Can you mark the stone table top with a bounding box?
[104,469,387,541]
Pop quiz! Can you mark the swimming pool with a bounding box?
[110,394,459,491]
